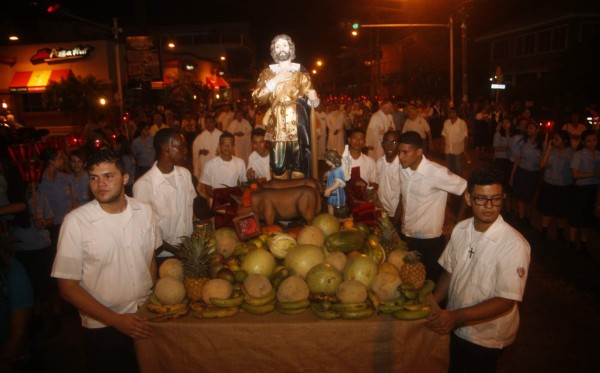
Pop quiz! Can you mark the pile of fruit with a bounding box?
[146,212,436,321]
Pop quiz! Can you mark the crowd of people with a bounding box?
[0,92,599,372]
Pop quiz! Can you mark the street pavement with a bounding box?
[26,149,600,372]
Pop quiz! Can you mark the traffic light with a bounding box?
[352,23,360,30]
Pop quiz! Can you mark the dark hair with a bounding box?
[115,135,134,156]
[555,130,570,148]
[86,148,126,174]
[220,131,235,142]
[382,130,400,141]
[69,148,86,163]
[398,131,423,149]
[40,147,59,165]
[348,127,366,137]
[467,166,504,193]
[499,117,517,137]
[251,128,266,138]
[324,149,342,167]
[581,129,597,143]
[153,127,180,156]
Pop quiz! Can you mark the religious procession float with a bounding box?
[146,181,435,323]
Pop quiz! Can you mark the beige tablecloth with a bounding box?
[135,306,449,373]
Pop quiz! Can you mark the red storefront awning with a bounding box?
[9,69,72,93]
[206,76,229,90]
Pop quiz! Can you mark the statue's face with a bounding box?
[273,38,291,62]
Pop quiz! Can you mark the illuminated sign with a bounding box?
[491,84,506,90]
[30,45,94,64]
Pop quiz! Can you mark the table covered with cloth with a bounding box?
[134,307,449,373]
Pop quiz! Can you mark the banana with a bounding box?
[310,303,339,320]
[392,307,431,321]
[192,306,239,319]
[241,301,276,315]
[146,302,188,314]
[243,289,276,306]
[309,293,338,303]
[419,279,436,295]
[276,304,308,315]
[402,289,417,300]
[276,299,311,310]
[147,308,189,322]
[367,290,380,312]
[378,304,406,314]
[331,302,369,312]
[403,303,423,311]
[210,294,244,308]
[340,307,374,320]
[400,283,415,291]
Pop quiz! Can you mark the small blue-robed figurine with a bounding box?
[323,149,346,215]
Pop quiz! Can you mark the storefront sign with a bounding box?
[126,36,162,84]
[30,45,94,64]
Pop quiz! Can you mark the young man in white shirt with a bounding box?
[52,149,162,373]
[397,131,467,282]
[441,107,470,177]
[192,116,222,187]
[348,128,378,188]
[133,128,196,263]
[246,128,271,182]
[201,132,247,202]
[427,166,530,372]
[227,111,253,164]
[402,105,433,154]
[376,130,401,219]
[366,99,394,160]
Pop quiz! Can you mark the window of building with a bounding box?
[523,33,536,55]
[552,26,568,50]
[538,29,552,53]
[21,93,46,112]
[515,36,525,56]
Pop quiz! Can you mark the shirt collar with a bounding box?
[269,63,301,73]
[459,215,507,243]
[88,196,139,223]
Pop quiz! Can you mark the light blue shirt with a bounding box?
[515,139,542,172]
[38,171,72,225]
[493,132,511,160]
[132,136,155,168]
[543,148,573,186]
[571,148,600,186]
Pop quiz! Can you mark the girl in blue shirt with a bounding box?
[510,122,544,228]
[537,130,573,241]
[568,130,600,253]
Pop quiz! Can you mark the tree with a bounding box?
[42,74,104,124]
[159,72,209,117]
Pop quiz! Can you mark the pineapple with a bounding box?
[176,227,215,302]
[375,212,407,255]
[398,251,426,289]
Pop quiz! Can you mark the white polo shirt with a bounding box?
[52,197,162,329]
[247,151,271,181]
[439,216,530,348]
[133,163,196,252]
[377,155,401,217]
[441,118,468,155]
[351,153,378,185]
[201,156,247,189]
[402,116,430,139]
[399,156,466,238]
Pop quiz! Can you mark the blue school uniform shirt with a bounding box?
[515,139,542,171]
[543,147,573,186]
[493,132,511,160]
[38,171,72,225]
[10,194,54,251]
[71,172,90,205]
[571,148,600,186]
[0,259,33,347]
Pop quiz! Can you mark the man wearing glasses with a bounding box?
[397,131,467,282]
[377,130,402,220]
[427,166,530,372]
[133,128,196,266]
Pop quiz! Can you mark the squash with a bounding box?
[324,251,347,273]
[284,244,325,279]
[214,227,239,258]
[343,254,378,288]
[159,258,184,281]
[311,213,340,238]
[371,271,402,301]
[277,275,310,303]
[324,230,366,253]
[202,279,234,305]
[336,280,368,303]
[243,273,273,298]
[241,248,276,278]
[296,225,325,247]
[154,277,186,305]
[267,234,297,259]
[306,263,343,295]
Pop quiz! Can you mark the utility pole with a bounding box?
[461,18,468,104]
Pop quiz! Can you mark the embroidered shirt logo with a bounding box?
[517,267,526,278]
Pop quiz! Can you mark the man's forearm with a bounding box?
[452,297,516,327]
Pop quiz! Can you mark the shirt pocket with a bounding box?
[83,237,117,266]
[470,261,496,298]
